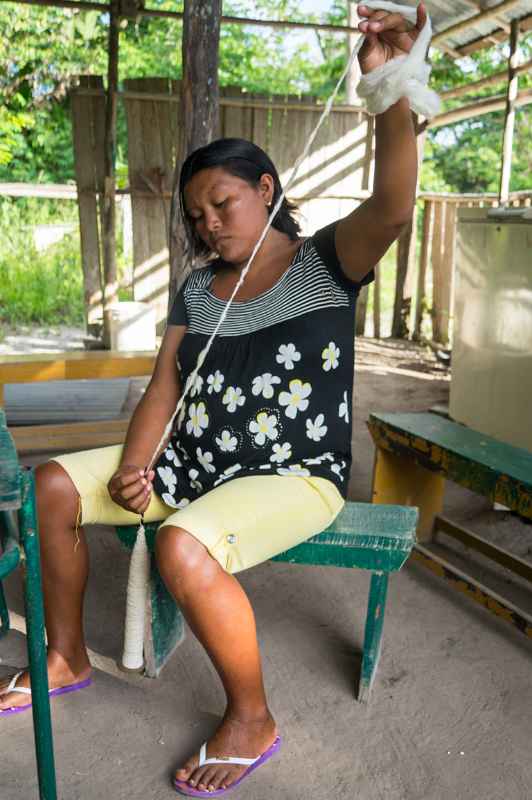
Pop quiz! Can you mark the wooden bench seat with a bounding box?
[0,350,156,452]
[117,502,418,703]
[367,411,532,639]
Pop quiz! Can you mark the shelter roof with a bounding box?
[421,1,532,55]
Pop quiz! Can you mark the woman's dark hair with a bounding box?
[179,138,301,259]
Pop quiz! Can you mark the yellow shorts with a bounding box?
[52,445,345,574]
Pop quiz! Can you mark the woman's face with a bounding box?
[184,167,274,263]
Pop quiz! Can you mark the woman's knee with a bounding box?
[155,525,218,584]
[35,461,80,522]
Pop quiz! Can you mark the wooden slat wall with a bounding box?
[123,78,180,329]
[71,76,106,333]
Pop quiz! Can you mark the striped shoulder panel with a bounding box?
[184,239,352,337]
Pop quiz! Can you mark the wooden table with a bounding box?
[0,351,157,453]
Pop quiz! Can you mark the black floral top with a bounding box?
[152,222,374,508]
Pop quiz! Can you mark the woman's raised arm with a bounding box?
[335,3,425,283]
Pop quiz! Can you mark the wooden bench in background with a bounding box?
[367,411,532,640]
[0,351,156,453]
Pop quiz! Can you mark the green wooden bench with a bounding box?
[367,411,532,640]
[0,409,58,800]
[118,501,418,702]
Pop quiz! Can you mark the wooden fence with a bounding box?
[70,78,373,330]
[408,191,532,345]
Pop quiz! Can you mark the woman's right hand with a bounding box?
[108,464,155,515]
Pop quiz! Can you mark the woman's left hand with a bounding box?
[357,3,427,74]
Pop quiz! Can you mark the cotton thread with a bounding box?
[120,2,441,671]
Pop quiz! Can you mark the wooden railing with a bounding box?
[358,190,532,344]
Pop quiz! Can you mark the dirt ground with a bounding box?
[2,329,531,800]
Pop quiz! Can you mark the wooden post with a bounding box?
[372,267,381,339]
[102,1,120,346]
[168,0,222,306]
[499,19,520,205]
[414,199,433,340]
[391,118,425,339]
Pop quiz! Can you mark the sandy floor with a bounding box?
[2,329,531,800]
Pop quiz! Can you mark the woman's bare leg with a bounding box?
[155,525,278,793]
[0,461,91,710]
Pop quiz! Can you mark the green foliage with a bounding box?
[0,198,84,325]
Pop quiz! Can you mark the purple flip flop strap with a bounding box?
[0,670,92,716]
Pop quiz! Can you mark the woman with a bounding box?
[1,4,424,796]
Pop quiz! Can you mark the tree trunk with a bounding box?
[168,0,222,308]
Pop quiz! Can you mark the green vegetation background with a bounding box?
[1,1,530,332]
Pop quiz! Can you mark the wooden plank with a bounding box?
[372,267,381,339]
[368,412,532,519]
[435,515,532,584]
[124,78,172,327]
[412,544,532,640]
[414,199,434,339]
[431,199,446,343]
[10,418,130,453]
[71,76,105,330]
[0,351,156,384]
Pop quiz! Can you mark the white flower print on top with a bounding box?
[223,386,246,413]
[196,447,216,474]
[331,460,347,478]
[164,446,182,467]
[207,370,224,394]
[157,466,177,493]
[252,373,281,399]
[278,379,312,419]
[339,390,350,423]
[214,463,242,486]
[162,494,190,510]
[303,452,335,466]
[306,413,328,442]
[249,411,279,446]
[277,464,311,477]
[216,429,238,453]
[270,442,292,464]
[276,343,301,371]
[188,468,203,491]
[186,402,209,438]
[189,373,204,397]
[322,341,340,371]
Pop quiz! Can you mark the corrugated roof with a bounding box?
[424,0,532,52]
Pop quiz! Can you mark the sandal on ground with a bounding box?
[0,670,92,717]
[174,735,282,797]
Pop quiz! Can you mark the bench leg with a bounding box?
[19,469,58,800]
[358,571,389,703]
[372,447,445,542]
[0,580,9,638]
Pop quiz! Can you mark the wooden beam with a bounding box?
[499,19,520,204]
[0,351,156,385]
[441,59,532,100]
[5,0,362,35]
[10,418,131,454]
[432,0,524,47]
[0,182,78,199]
[428,87,532,129]
[457,13,532,56]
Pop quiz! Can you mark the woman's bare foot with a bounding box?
[0,649,91,712]
[175,709,278,793]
